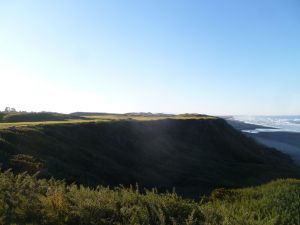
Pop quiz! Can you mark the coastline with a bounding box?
[227,119,300,165]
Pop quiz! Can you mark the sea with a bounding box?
[232,116,300,133]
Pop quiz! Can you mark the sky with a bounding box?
[0,0,299,115]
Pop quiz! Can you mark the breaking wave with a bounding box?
[233,116,300,133]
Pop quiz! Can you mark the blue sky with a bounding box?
[0,0,299,115]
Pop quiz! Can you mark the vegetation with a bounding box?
[1,113,300,223]
[202,179,300,225]
[0,118,299,197]
[0,170,299,225]
[0,112,82,123]
[0,112,214,129]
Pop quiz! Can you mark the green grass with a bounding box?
[0,113,215,129]
[0,170,299,225]
[0,112,81,123]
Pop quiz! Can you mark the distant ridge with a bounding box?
[71,112,211,117]
[124,112,174,117]
[70,112,121,116]
[71,112,175,117]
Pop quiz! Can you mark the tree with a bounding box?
[4,107,16,112]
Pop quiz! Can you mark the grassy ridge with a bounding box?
[0,170,299,225]
[0,112,215,129]
[0,112,82,122]
[0,118,299,197]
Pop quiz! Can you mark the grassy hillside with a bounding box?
[0,113,214,129]
[0,118,299,197]
[0,112,81,123]
[0,170,299,225]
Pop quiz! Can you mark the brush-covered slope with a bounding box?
[0,118,299,196]
[1,170,300,225]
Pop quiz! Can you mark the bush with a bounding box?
[0,170,203,225]
[0,170,300,224]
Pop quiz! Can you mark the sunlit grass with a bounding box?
[0,119,98,129]
[0,114,216,129]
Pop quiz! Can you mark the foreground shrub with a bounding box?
[202,179,300,225]
[0,170,202,225]
[0,170,300,224]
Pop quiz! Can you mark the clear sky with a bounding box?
[0,0,299,115]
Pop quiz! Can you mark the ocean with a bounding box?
[232,116,300,133]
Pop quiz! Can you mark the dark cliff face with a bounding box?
[0,118,299,197]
